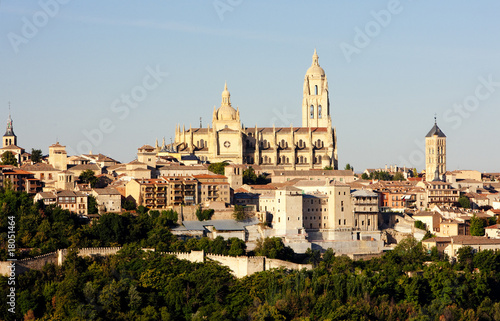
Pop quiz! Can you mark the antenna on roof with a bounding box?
[8,101,11,117]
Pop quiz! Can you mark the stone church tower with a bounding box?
[425,118,446,181]
[3,112,17,147]
[302,49,330,128]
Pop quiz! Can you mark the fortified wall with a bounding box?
[1,248,312,278]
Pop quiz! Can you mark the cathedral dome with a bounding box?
[217,105,237,120]
[216,82,237,121]
[306,49,325,76]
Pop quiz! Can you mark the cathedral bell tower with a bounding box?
[302,49,330,128]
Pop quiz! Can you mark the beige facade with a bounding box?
[20,163,59,183]
[92,188,122,213]
[172,51,338,169]
[55,170,76,191]
[417,181,460,207]
[425,121,446,181]
[352,190,379,232]
[274,186,305,236]
[271,169,355,184]
[194,174,230,205]
[56,190,88,215]
[126,176,198,209]
[48,142,68,171]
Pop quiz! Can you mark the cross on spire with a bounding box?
[434,113,437,124]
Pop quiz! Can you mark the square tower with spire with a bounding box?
[425,117,446,181]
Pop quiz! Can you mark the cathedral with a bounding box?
[172,50,338,170]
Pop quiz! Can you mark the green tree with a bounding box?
[30,148,43,163]
[392,172,405,181]
[370,171,391,181]
[323,166,334,170]
[255,237,294,260]
[412,168,418,178]
[414,220,426,231]
[79,169,98,187]
[228,237,246,256]
[1,151,17,166]
[233,205,247,221]
[458,195,471,209]
[361,173,369,180]
[457,246,474,271]
[122,198,136,211]
[470,215,485,236]
[243,167,258,184]
[208,161,228,175]
[88,195,98,214]
[196,206,214,221]
[344,163,352,171]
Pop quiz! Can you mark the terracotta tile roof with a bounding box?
[93,187,121,195]
[192,174,227,179]
[21,163,57,172]
[49,142,64,147]
[37,192,56,198]
[69,164,100,171]
[272,169,353,177]
[128,160,146,165]
[1,144,23,149]
[138,145,155,150]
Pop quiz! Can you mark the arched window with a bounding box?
[315,85,318,95]
[318,105,322,118]
[310,105,314,119]
[200,139,204,148]
[299,139,303,148]
[318,155,322,163]
[299,156,303,163]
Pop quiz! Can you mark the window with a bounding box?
[315,85,318,95]
[318,105,322,118]
[310,105,314,119]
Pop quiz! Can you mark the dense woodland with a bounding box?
[3,190,500,320]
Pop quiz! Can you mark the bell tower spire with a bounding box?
[3,103,17,147]
[302,49,330,128]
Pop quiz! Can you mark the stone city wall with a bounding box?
[1,247,312,277]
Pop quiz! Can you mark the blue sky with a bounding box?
[1,1,499,172]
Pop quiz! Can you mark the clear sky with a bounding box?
[1,1,499,172]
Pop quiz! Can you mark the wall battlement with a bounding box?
[1,247,312,278]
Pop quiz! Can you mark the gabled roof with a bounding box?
[69,164,100,171]
[21,163,58,172]
[425,123,446,138]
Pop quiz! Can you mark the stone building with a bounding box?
[425,119,446,181]
[1,112,26,165]
[172,50,338,169]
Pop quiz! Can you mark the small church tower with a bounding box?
[425,117,446,181]
[302,49,330,128]
[3,111,17,148]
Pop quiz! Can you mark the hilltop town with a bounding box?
[1,51,499,264]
